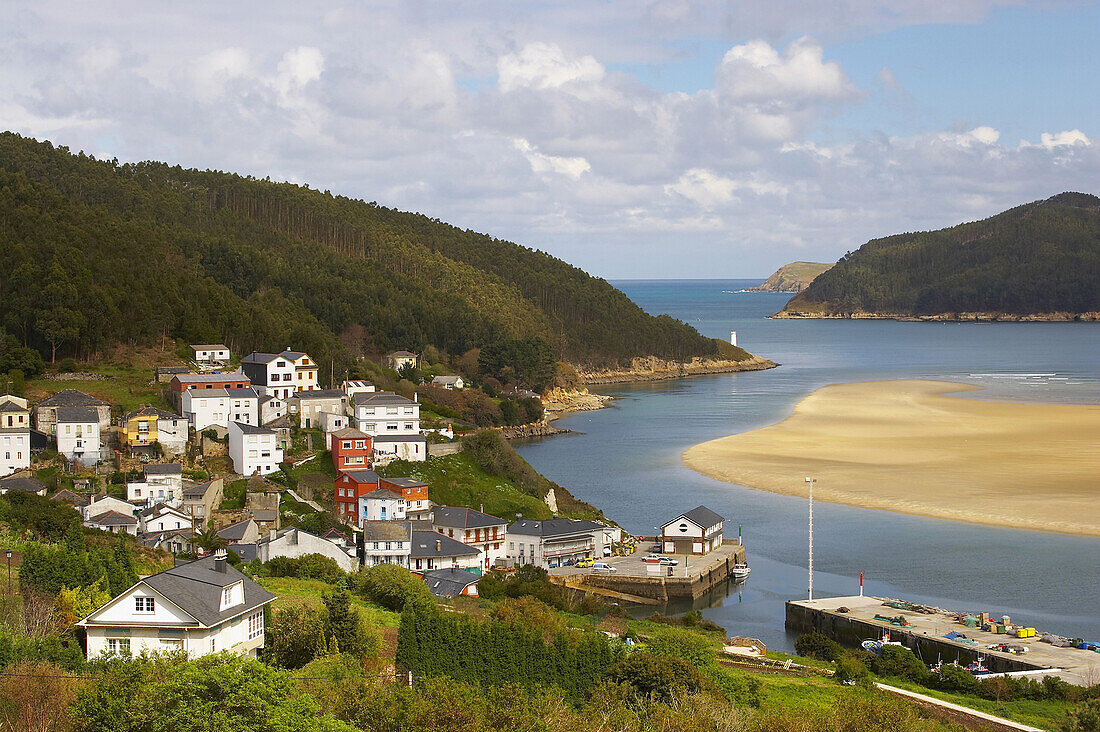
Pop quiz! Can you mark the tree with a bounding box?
[353,563,434,612]
[36,308,84,364]
[607,652,704,703]
[0,661,80,732]
[56,577,112,627]
[322,586,377,659]
[192,526,227,555]
[264,605,325,669]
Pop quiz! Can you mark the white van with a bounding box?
[592,562,617,572]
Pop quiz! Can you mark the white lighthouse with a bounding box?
[730,331,737,347]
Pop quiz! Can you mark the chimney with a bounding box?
[413,393,418,403]
[436,540,441,552]
[480,503,484,514]
[213,556,226,573]
[270,528,278,541]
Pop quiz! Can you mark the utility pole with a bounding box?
[806,476,815,600]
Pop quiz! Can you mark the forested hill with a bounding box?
[780,193,1100,319]
[0,132,721,369]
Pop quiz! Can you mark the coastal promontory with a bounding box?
[777,192,1100,321]
[745,261,833,293]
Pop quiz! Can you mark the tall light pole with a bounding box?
[806,477,815,600]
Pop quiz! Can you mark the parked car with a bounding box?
[658,557,678,566]
[642,555,662,564]
[592,562,617,572]
[577,558,594,568]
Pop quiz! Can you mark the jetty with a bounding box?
[548,540,746,604]
[786,594,1100,686]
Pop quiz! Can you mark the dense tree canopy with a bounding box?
[0,133,718,368]
[785,192,1100,317]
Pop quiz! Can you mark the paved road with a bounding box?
[287,488,323,512]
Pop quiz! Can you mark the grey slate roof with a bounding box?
[433,506,506,530]
[183,480,215,498]
[123,406,180,422]
[341,470,379,484]
[410,530,479,559]
[55,406,101,423]
[331,427,369,439]
[387,351,417,358]
[361,521,412,542]
[0,401,26,413]
[225,388,259,398]
[144,463,183,476]
[281,350,306,361]
[134,556,275,628]
[156,366,190,375]
[294,389,343,399]
[421,567,481,598]
[228,543,259,562]
[191,344,229,351]
[352,392,414,407]
[241,352,280,364]
[89,510,138,526]
[507,518,607,537]
[173,372,249,383]
[51,488,90,506]
[0,477,46,494]
[362,488,403,502]
[232,421,274,435]
[39,390,107,408]
[382,477,428,489]
[248,509,278,522]
[373,435,427,444]
[216,518,256,542]
[677,505,725,529]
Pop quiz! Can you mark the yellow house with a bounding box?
[122,407,187,457]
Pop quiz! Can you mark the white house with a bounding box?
[341,380,375,400]
[139,504,194,534]
[84,510,139,535]
[288,389,346,429]
[126,464,184,507]
[241,350,318,399]
[360,521,413,568]
[318,411,349,442]
[55,406,101,466]
[659,506,724,556]
[190,344,231,364]
[432,507,508,571]
[0,396,31,477]
[250,527,358,573]
[35,390,110,436]
[372,434,428,463]
[351,392,425,462]
[358,488,406,524]
[385,351,418,371]
[430,375,464,390]
[506,518,621,568]
[0,476,47,497]
[182,387,259,432]
[78,556,275,659]
[228,422,283,477]
[259,394,286,425]
[409,529,481,573]
[83,495,136,522]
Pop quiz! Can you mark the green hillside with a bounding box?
[782,193,1100,318]
[0,132,719,371]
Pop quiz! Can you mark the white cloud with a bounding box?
[1021,129,1091,149]
[498,42,604,92]
[191,48,251,101]
[273,46,324,99]
[514,138,591,179]
[716,38,857,104]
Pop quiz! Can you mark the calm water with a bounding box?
[515,280,1100,651]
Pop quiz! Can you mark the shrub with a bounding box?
[794,632,845,662]
[58,358,76,373]
[870,644,929,682]
[607,652,704,703]
[646,627,714,669]
[834,655,872,687]
[353,564,434,612]
[934,663,981,694]
[265,605,325,669]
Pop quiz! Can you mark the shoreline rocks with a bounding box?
[578,355,777,385]
[773,310,1100,322]
[543,387,615,419]
[499,422,573,440]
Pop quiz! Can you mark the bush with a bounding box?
[265,554,347,585]
[870,644,929,682]
[353,564,434,612]
[323,588,379,659]
[265,605,325,669]
[834,655,872,687]
[1063,697,1100,732]
[933,663,981,694]
[703,665,763,707]
[794,632,844,662]
[58,358,76,373]
[646,627,714,669]
[607,652,704,703]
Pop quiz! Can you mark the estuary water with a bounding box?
[514,279,1100,651]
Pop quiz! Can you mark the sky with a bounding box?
[2,1,1098,278]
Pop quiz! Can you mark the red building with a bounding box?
[334,469,379,523]
[380,477,431,520]
[330,427,373,473]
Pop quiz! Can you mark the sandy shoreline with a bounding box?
[682,380,1100,537]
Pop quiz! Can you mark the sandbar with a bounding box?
[682,380,1100,537]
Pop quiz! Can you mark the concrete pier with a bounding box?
[550,540,747,604]
[786,595,1100,686]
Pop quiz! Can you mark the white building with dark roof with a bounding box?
[190,344,230,364]
[126,463,184,507]
[506,518,620,568]
[78,555,275,659]
[252,527,357,572]
[139,503,194,534]
[0,476,47,496]
[182,387,260,432]
[359,522,481,572]
[351,391,425,463]
[241,350,318,398]
[358,488,406,523]
[432,507,508,571]
[288,389,346,429]
[659,506,724,556]
[228,421,283,476]
[84,510,139,536]
[0,396,31,477]
[430,375,464,390]
[55,406,102,466]
[35,390,110,435]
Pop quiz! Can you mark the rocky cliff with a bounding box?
[746,261,834,293]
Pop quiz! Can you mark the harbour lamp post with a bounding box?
[806,477,815,600]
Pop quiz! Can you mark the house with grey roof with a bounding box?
[350,392,425,463]
[358,487,406,523]
[288,389,346,429]
[216,518,259,545]
[228,421,283,477]
[78,555,275,659]
[0,396,32,478]
[0,476,47,496]
[659,506,725,556]
[410,529,481,573]
[181,478,223,530]
[127,463,184,507]
[429,375,464,390]
[506,518,621,568]
[420,567,480,598]
[35,390,110,435]
[251,527,357,572]
[241,350,318,399]
[384,351,418,371]
[55,406,102,466]
[190,344,230,365]
[360,520,413,567]
[84,510,139,536]
[432,506,508,571]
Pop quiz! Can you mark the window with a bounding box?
[160,638,182,651]
[248,611,264,639]
[373,542,379,550]
[106,638,130,655]
[135,596,155,613]
[210,638,216,653]
[384,542,391,550]
[404,423,413,430]
[223,587,233,605]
